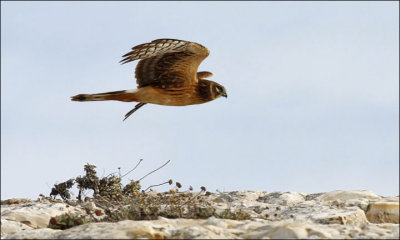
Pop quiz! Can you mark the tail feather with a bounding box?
[71,90,138,102]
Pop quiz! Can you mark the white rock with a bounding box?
[257,191,306,205]
[1,190,399,239]
[311,207,367,224]
[1,202,85,228]
[344,198,370,211]
[3,217,399,239]
[246,222,310,239]
[316,190,381,202]
[2,228,59,239]
[0,219,33,235]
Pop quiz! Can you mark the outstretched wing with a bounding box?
[120,39,210,89]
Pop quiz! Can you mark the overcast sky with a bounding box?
[1,2,399,200]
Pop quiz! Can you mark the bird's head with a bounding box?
[198,79,227,101]
[214,83,228,98]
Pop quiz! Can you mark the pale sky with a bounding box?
[1,2,399,200]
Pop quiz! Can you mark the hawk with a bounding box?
[71,38,227,120]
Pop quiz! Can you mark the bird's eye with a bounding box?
[216,86,222,93]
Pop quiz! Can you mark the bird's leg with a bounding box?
[123,102,147,121]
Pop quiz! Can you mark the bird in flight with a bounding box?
[71,38,227,121]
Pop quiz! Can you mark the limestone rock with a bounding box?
[2,228,59,239]
[1,202,85,229]
[311,207,367,224]
[257,191,306,205]
[1,198,31,205]
[3,218,399,239]
[1,190,399,239]
[0,219,33,235]
[316,190,381,201]
[366,202,399,224]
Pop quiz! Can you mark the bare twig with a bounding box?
[181,187,206,206]
[139,160,171,181]
[143,180,171,192]
[121,159,144,178]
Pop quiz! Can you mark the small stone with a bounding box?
[152,233,164,239]
[82,202,96,212]
[94,209,103,216]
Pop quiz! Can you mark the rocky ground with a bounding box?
[1,190,399,239]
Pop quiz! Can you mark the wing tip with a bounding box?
[122,51,134,57]
[120,56,133,64]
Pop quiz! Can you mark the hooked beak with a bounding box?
[222,92,228,98]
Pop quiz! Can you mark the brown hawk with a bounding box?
[71,38,227,120]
